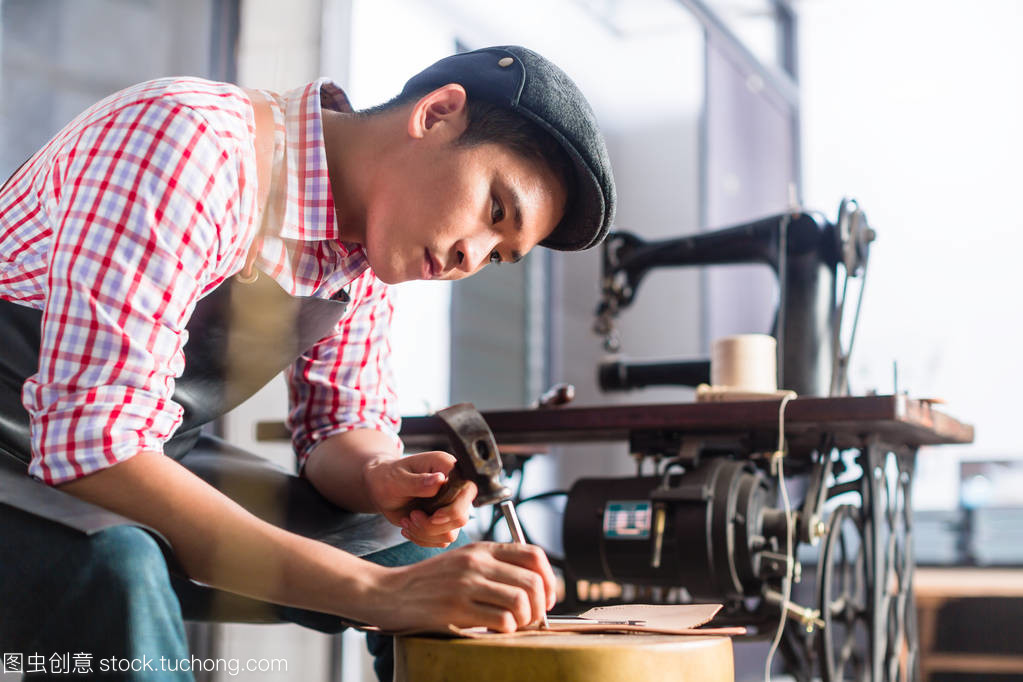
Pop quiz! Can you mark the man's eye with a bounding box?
[489,250,503,265]
[491,196,505,223]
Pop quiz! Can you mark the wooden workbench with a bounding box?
[396,394,973,452]
[257,394,973,452]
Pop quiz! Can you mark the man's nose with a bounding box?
[453,235,497,274]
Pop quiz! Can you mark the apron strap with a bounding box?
[243,87,280,228]
[238,88,287,282]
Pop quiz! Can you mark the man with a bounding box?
[0,46,615,678]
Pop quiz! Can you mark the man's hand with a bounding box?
[369,541,557,632]
[303,430,477,547]
[58,451,554,632]
[363,451,477,547]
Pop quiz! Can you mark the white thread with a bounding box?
[711,333,778,393]
[765,393,795,682]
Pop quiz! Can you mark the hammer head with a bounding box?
[435,403,511,507]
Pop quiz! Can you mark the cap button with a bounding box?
[498,57,514,68]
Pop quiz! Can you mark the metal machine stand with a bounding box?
[401,395,973,682]
[813,438,917,681]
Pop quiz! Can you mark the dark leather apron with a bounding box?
[0,89,405,593]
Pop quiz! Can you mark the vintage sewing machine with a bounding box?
[400,201,974,682]
[595,197,875,397]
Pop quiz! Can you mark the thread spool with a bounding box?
[710,334,777,393]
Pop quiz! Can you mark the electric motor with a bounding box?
[562,458,787,602]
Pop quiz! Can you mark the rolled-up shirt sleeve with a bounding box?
[286,269,401,469]
[24,98,239,484]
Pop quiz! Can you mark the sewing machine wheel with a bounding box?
[817,504,870,682]
[880,455,917,681]
[837,197,872,276]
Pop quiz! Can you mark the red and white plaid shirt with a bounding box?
[0,77,399,485]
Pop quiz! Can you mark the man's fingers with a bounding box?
[403,469,447,496]
[483,542,558,611]
[407,508,466,533]
[379,451,458,502]
[390,478,473,543]
[463,601,521,633]
[469,549,548,626]
[442,478,477,517]
[402,450,456,476]
[408,480,475,532]
[463,577,535,631]
[400,526,460,548]
[400,519,554,619]
[378,541,556,632]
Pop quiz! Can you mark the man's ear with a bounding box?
[407,84,469,141]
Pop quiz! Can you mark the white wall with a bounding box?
[797,0,1023,507]
[236,0,323,91]
[346,0,457,418]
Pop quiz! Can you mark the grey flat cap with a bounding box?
[401,45,616,252]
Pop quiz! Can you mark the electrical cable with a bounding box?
[516,490,567,505]
[765,393,795,682]
[830,203,871,396]
[839,262,868,395]
[513,490,569,546]
[830,267,851,395]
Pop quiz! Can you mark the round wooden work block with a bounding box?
[394,634,734,682]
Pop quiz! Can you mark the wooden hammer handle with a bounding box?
[411,470,474,515]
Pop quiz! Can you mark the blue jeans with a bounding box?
[0,506,190,679]
[0,503,467,681]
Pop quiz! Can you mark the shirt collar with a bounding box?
[277,78,352,242]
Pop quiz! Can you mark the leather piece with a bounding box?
[177,435,405,556]
[0,297,47,462]
[578,603,723,629]
[0,431,405,561]
[365,603,746,639]
[167,272,349,458]
[398,623,748,639]
[0,428,405,561]
[0,447,166,540]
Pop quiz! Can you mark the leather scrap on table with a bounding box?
[363,603,747,638]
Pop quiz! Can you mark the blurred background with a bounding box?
[2,0,1020,680]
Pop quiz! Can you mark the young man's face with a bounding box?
[361,88,568,285]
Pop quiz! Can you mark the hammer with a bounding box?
[414,402,549,628]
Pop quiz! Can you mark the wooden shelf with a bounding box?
[921,653,1023,675]
[916,567,1023,681]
